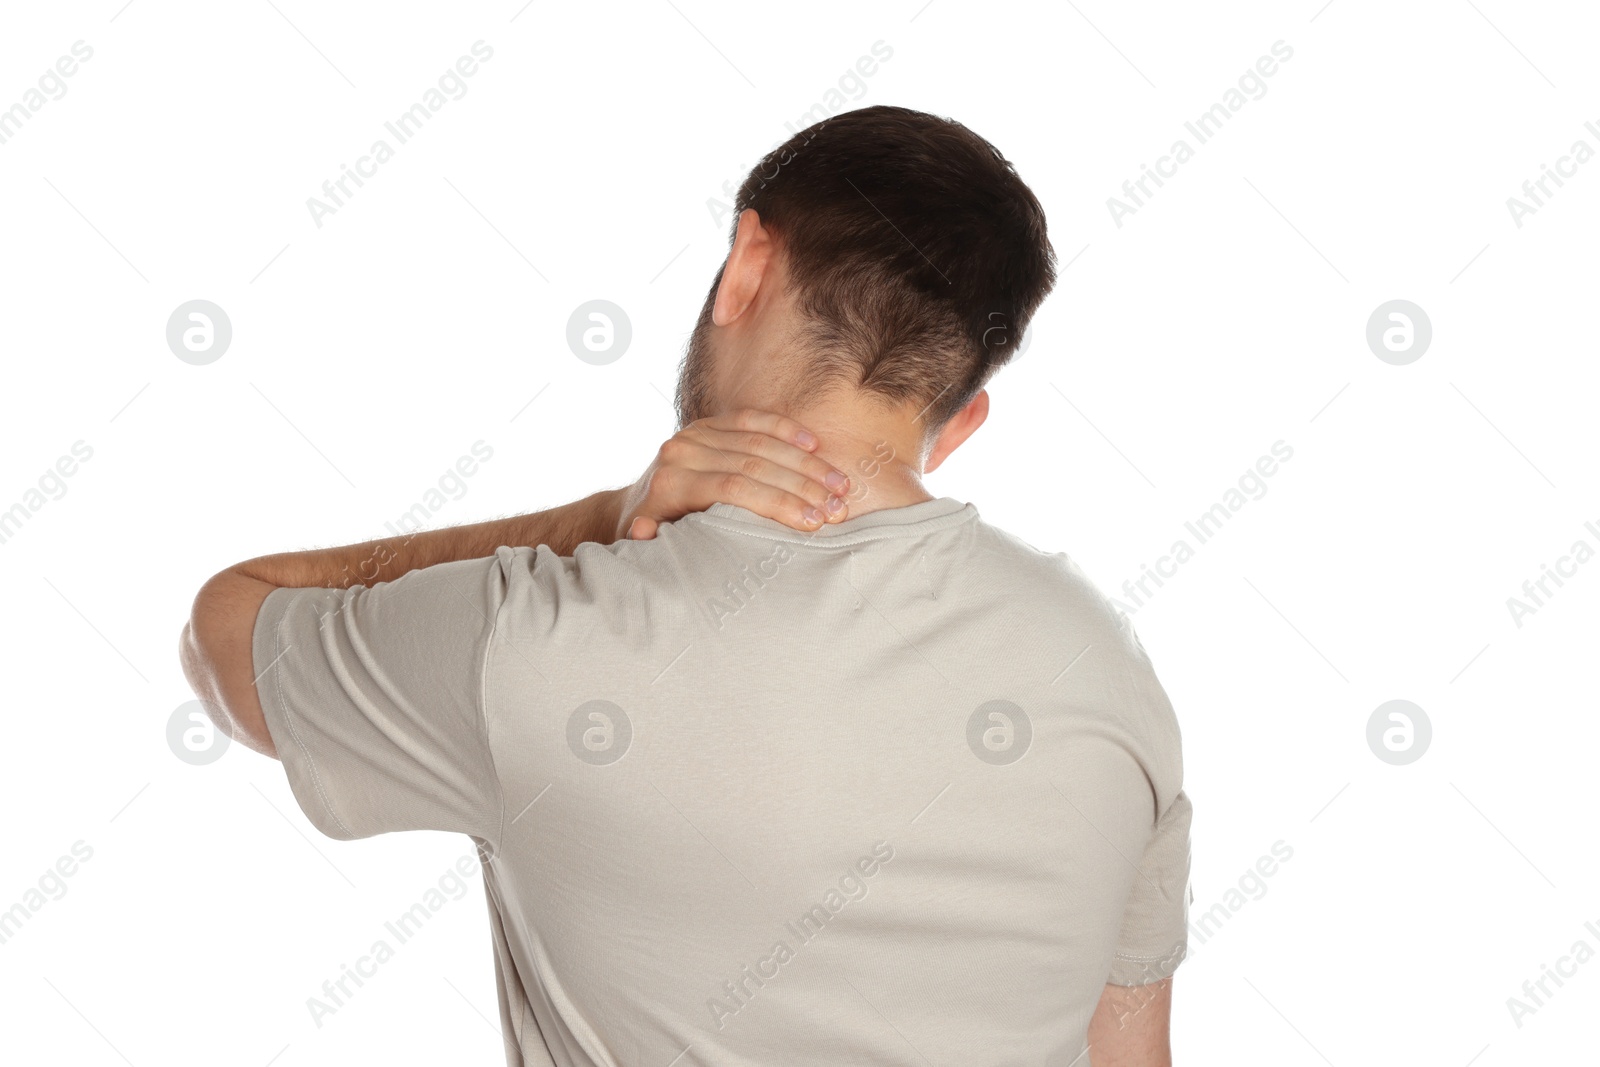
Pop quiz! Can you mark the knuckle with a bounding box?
[650,465,680,494]
[716,471,747,499]
[737,455,765,479]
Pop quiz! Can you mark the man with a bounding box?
[181,105,1192,1066]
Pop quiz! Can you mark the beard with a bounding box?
[673,278,720,429]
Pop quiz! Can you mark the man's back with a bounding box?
[254,497,1191,1065]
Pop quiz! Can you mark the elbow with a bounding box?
[178,571,280,759]
[177,598,216,717]
[175,620,230,754]
[178,574,226,695]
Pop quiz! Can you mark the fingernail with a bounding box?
[825,470,847,490]
[803,507,824,524]
[825,495,845,515]
[796,430,818,449]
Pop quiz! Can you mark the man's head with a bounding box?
[675,105,1056,474]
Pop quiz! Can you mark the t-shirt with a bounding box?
[253,496,1192,1066]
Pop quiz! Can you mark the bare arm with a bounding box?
[1087,979,1172,1067]
[179,411,851,760]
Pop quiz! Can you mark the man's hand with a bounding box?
[615,409,851,540]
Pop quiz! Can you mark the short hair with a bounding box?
[724,105,1055,428]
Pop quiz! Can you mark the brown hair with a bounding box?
[688,105,1056,429]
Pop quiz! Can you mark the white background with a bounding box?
[1,1,1596,1064]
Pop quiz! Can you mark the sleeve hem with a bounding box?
[253,587,362,841]
[1105,943,1187,986]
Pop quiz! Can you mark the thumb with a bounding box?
[627,516,660,541]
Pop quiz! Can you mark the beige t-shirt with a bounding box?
[253,496,1192,1066]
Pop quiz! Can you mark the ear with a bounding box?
[924,389,989,473]
[712,208,776,326]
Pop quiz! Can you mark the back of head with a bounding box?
[680,105,1057,431]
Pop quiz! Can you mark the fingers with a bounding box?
[691,469,843,532]
[631,409,852,535]
[686,432,849,522]
[685,424,850,507]
[700,409,820,452]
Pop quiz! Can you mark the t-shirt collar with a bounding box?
[690,495,976,544]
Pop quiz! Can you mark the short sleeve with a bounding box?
[1106,789,1193,985]
[251,552,509,844]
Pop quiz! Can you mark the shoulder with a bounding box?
[485,535,702,634]
[967,519,1183,774]
[966,518,1137,645]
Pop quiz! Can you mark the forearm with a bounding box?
[1088,979,1172,1066]
[232,487,623,590]
[178,487,625,758]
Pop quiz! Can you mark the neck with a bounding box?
[706,318,937,516]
